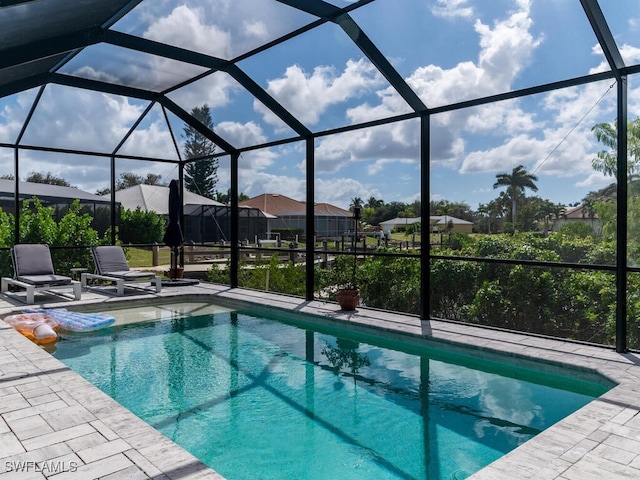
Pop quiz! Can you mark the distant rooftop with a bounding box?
[108,184,224,215]
[0,179,111,205]
[241,194,351,217]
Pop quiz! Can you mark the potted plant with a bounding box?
[336,204,362,311]
[337,281,360,311]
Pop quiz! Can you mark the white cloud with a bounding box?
[237,147,278,173]
[575,171,613,190]
[236,170,382,210]
[244,20,269,40]
[22,86,145,154]
[144,5,232,58]
[308,0,545,178]
[120,120,179,159]
[0,90,39,143]
[238,171,304,201]
[408,3,542,107]
[217,121,267,149]
[475,4,541,87]
[464,101,542,135]
[315,177,382,209]
[431,0,474,19]
[345,86,413,124]
[460,134,540,174]
[258,59,385,126]
[71,66,120,85]
[314,120,420,174]
[0,86,184,192]
[367,158,414,175]
[620,43,640,73]
[133,0,312,57]
[168,72,239,114]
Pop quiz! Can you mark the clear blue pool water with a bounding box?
[52,303,609,480]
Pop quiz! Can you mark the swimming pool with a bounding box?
[52,301,610,480]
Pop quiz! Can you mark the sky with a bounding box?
[1,0,639,211]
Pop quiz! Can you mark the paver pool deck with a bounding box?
[1,281,640,479]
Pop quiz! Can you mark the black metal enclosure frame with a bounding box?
[1,1,639,351]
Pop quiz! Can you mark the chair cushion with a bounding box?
[18,274,72,286]
[93,246,130,274]
[13,244,55,276]
[103,270,155,280]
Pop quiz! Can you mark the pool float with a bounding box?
[3,313,59,344]
[23,308,115,332]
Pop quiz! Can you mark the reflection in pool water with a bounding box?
[54,304,610,480]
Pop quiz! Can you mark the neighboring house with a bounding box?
[240,193,352,239]
[110,185,268,244]
[379,216,473,234]
[0,179,114,234]
[379,217,421,233]
[430,215,473,233]
[552,205,601,234]
[112,184,223,215]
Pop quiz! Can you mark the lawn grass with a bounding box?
[123,246,171,267]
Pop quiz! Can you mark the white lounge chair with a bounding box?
[82,245,161,296]
[1,244,81,304]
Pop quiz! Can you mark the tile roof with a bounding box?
[240,194,350,217]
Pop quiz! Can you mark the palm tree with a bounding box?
[581,194,599,232]
[493,165,538,224]
[350,197,363,210]
[435,201,455,237]
[366,196,382,209]
[591,117,640,179]
[548,203,566,232]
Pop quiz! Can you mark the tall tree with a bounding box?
[96,172,164,195]
[26,171,72,187]
[591,117,640,179]
[215,189,249,204]
[493,165,538,224]
[349,197,363,212]
[548,202,566,232]
[366,196,382,209]
[117,172,164,190]
[183,104,218,199]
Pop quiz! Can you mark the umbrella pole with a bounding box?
[172,247,177,279]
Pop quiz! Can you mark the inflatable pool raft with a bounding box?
[3,313,59,344]
[22,308,115,332]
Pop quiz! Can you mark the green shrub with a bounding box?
[53,199,100,273]
[19,197,57,245]
[119,207,165,244]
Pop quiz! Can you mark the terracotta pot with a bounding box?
[337,288,360,311]
[169,267,184,279]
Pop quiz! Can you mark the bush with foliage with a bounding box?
[0,198,102,276]
[119,207,165,245]
[19,197,57,245]
[362,254,420,313]
[208,253,310,296]
[53,199,101,273]
[0,209,13,277]
[430,234,624,344]
[243,254,309,296]
[206,228,636,348]
[207,261,230,285]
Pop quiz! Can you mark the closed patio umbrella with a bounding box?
[163,179,184,280]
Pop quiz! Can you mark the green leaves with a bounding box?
[120,207,164,244]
